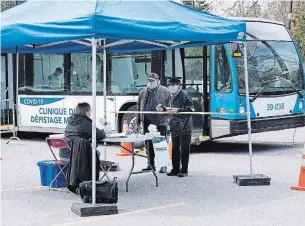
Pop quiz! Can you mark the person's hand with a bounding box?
[166,107,179,114]
[156,104,164,112]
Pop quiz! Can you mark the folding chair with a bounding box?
[46,137,70,190]
[100,160,115,181]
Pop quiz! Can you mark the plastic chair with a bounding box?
[46,138,70,190]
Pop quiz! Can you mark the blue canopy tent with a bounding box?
[1,0,257,199]
[1,0,246,51]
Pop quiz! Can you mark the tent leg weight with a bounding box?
[233,174,271,186]
[71,202,118,217]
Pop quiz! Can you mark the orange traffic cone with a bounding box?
[116,142,133,156]
[291,148,305,191]
[116,120,132,156]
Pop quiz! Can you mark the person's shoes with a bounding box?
[159,166,167,173]
[178,172,188,177]
[167,170,180,176]
[142,165,156,171]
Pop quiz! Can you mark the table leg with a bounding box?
[126,143,135,192]
[147,144,159,187]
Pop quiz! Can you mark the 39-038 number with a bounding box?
[267,103,284,111]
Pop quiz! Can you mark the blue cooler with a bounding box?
[37,160,68,188]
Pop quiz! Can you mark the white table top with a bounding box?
[103,134,151,143]
[48,133,160,143]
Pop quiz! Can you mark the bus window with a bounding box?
[184,47,203,93]
[109,53,151,95]
[164,49,183,85]
[71,53,104,93]
[165,50,173,79]
[174,49,183,78]
[183,47,206,130]
[33,54,65,91]
[215,45,232,92]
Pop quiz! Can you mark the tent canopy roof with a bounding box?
[1,0,246,53]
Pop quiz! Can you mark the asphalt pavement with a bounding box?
[1,127,305,226]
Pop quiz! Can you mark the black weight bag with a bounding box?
[79,178,118,204]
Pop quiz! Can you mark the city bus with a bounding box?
[2,18,305,143]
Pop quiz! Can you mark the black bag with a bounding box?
[79,178,118,204]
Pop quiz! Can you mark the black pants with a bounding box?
[143,119,167,165]
[171,134,191,173]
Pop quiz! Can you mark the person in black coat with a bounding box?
[59,102,106,160]
[164,78,194,177]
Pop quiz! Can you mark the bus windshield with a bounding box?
[232,22,303,95]
[233,41,303,95]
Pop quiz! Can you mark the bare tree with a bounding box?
[182,0,211,12]
[1,0,26,12]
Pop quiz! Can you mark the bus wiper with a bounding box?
[276,77,304,99]
[250,77,304,102]
[250,78,279,102]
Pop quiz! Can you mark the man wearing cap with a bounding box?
[164,77,194,177]
[136,73,171,172]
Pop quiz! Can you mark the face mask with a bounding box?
[169,85,179,94]
[147,81,158,90]
[85,111,91,118]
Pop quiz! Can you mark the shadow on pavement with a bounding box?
[191,140,303,154]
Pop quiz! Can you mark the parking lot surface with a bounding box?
[1,128,305,226]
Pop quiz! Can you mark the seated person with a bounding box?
[59,102,106,161]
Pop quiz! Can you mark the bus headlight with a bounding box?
[299,101,303,109]
[239,105,245,114]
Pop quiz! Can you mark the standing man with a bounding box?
[136,73,171,172]
[166,77,194,177]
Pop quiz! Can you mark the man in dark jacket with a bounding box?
[60,102,106,160]
[136,73,171,172]
[165,78,194,177]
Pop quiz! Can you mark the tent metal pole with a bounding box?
[103,39,107,160]
[243,41,254,177]
[91,38,97,204]
[16,53,20,129]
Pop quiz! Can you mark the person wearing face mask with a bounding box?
[60,102,106,161]
[136,73,171,172]
[164,77,194,177]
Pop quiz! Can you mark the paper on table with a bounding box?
[105,133,127,138]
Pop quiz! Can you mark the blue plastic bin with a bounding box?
[37,160,68,188]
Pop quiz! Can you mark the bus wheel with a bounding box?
[121,105,145,149]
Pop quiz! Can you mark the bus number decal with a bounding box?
[267,103,284,111]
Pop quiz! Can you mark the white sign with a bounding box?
[152,136,172,172]
[251,94,297,117]
[18,95,116,130]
